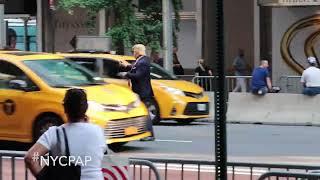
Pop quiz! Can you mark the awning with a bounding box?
[259,0,320,6]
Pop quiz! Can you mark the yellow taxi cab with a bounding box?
[0,51,151,147]
[58,53,210,124]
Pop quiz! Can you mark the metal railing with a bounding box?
[0,150,161,180]
[176,75,195,81]
[189,75,305,94]
[278,75,302,93]
[1,150,320,180]
[258,171,320,180]
[130,159,161,180]
[192,76,252,92]
[134,158,320,180]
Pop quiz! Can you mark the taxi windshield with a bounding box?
[150,63,177,80]
[24,59,105,88]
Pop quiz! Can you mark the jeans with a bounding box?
[252,87,268,96]
[233,72,247,92]
[302,87,320,96]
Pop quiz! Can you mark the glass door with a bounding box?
[4,15,37,51]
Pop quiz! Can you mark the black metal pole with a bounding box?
[215,0,227,179]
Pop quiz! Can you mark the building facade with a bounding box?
[2,0,258,75]
[6,0,318,82]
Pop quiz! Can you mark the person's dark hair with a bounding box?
[63,88,88,122]
[238,49,244,57]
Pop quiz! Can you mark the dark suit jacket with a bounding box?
[126,56,154,99]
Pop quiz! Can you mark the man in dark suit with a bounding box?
[119,44,155,141]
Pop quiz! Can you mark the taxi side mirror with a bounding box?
[8,80,27,91]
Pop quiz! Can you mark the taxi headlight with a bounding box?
[88,101,128,112]
[88,101,105,112]
[161,86,185,96]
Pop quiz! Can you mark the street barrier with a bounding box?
[278,75,302,93]
[130,159,161,180]
[227,92,320,125]
[134,158,320,180]
[258,171,320,180]
[0,150,160,180]
[192,76,216,91]
[0,150,319,180]
[176,75,195,81]
[192,76,252,92]
[187,75,304,94]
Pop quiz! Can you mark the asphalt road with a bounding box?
[1,121,320,179]
[117,121,320,165]
[1,121,320,165]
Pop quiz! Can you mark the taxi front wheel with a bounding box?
[176,119,195,125]
[108,142,128,152]
[33,115,62,142]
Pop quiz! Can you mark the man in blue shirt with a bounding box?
[251,60,272,95]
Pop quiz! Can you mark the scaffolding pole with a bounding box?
[0,0,5,48]
[162,0,173,74]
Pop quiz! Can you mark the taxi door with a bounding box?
[101,58,130,88]
[0,60,39,140]
[0,89,27,138]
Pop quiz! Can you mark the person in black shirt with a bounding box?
[195,59,213,76]
[195,59,213,91]
[173,47,184,75]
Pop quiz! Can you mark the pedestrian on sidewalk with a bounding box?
[251,60,273,95]
[195,59,213,91]
[151,51,164,67]
[173,47,184,75]
[25,88,107,180]
[118,44,155,141]
[195,59,213,76]
[232,49,249,92]
[301,57,320,96]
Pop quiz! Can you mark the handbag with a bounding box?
[36,127,81,180]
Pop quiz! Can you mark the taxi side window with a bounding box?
[103,59,121,79]
[0,61,37,90]
[69,58,97,72]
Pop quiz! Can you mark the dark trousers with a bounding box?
[303,87,320,96]
[141,97,155,137]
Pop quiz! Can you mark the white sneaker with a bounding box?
[258,90,263,95]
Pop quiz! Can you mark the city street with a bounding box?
[117,121,320,165]
[1,121,319,165]
[1,121,320,179]
[3,0,320,179]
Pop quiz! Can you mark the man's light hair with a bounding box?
[132,44,146,56]
[198,59,204,64]
[260,60,268,65]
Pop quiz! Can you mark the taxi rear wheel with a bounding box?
[33,115,63,142]
[145,99,161,125]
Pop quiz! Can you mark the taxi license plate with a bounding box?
[197,104,206,111]
[124,126,138,136]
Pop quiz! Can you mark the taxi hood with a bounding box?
[54,84,138,105]
[152,80,204,93]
